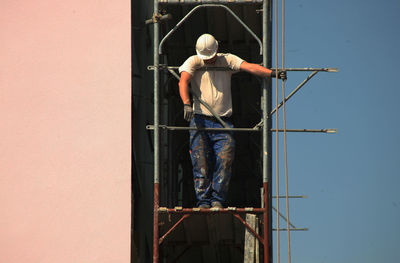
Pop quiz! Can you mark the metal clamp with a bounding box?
[145,13,172,25]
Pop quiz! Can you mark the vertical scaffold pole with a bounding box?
[263,0,273,262]
[153,0,160,262]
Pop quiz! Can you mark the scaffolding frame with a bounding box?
[148,0,336,262]
[151,2,272,262]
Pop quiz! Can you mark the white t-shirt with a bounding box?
[179,53,244,117]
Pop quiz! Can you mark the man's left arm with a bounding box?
[240,61,286,80]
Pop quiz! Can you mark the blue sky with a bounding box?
[270,1,400,262]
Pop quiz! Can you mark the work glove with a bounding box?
[271,69,287,81]
[183,104,194,122]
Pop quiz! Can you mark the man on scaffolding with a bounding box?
[179,33,286,208]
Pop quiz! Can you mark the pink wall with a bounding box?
[0,1,131,262]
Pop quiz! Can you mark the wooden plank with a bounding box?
[255,216,259,263]
[243,214,257,263]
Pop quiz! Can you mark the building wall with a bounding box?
[0,1,131,262]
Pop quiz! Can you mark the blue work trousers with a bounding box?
[189,115,235,207]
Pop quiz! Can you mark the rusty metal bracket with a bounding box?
[232,213,264,245]
[159,214,191,245]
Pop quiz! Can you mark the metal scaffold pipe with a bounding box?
[278,67,338,72]
[273,228,308,231]
[149,65,338,72]
[153,0,160,262]
[158,0,264,4]
[158,4,263,55]
[146,125,337,133]
[273,195,307,199]
[271,71,318,115]
[263,1,273,263]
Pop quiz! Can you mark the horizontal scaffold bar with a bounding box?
[158,207,266,213]
[273,228,308,231]
[146,125,337,133]
[159,0,264,4]
[273,195,307,199]
[158,4,262,55]
[157,208,308,231]
[273,67,339,72]
[148,65,338,72]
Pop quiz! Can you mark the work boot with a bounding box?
[211,201,223,208]
[198,203,210,209]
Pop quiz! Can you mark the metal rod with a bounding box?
[263,1,273,262]
[166,67,180,79]
[146,125,337,133]
[153,0,160,262]
[272,195,307,199]
[274,67,338,72]
[149,65,338,72]
[232,213,265,245]
[159,4,263,55]
[158,207,266,214]
[153,3,160,186]
[159,0,264,3]
[272,206,296,229]
[153,184,159,263]
[271,71,318,115]
[273,228,308,231]
[263,182,270,263]
[147,125,257,131]
[190,87,229,128]
[150,65,240,71]
[159,214,191,245]
[166,67,229,128]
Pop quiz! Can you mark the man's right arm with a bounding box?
[179,71,194,122]
[179,71,192,105]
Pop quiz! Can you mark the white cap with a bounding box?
[195,34,218,60]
